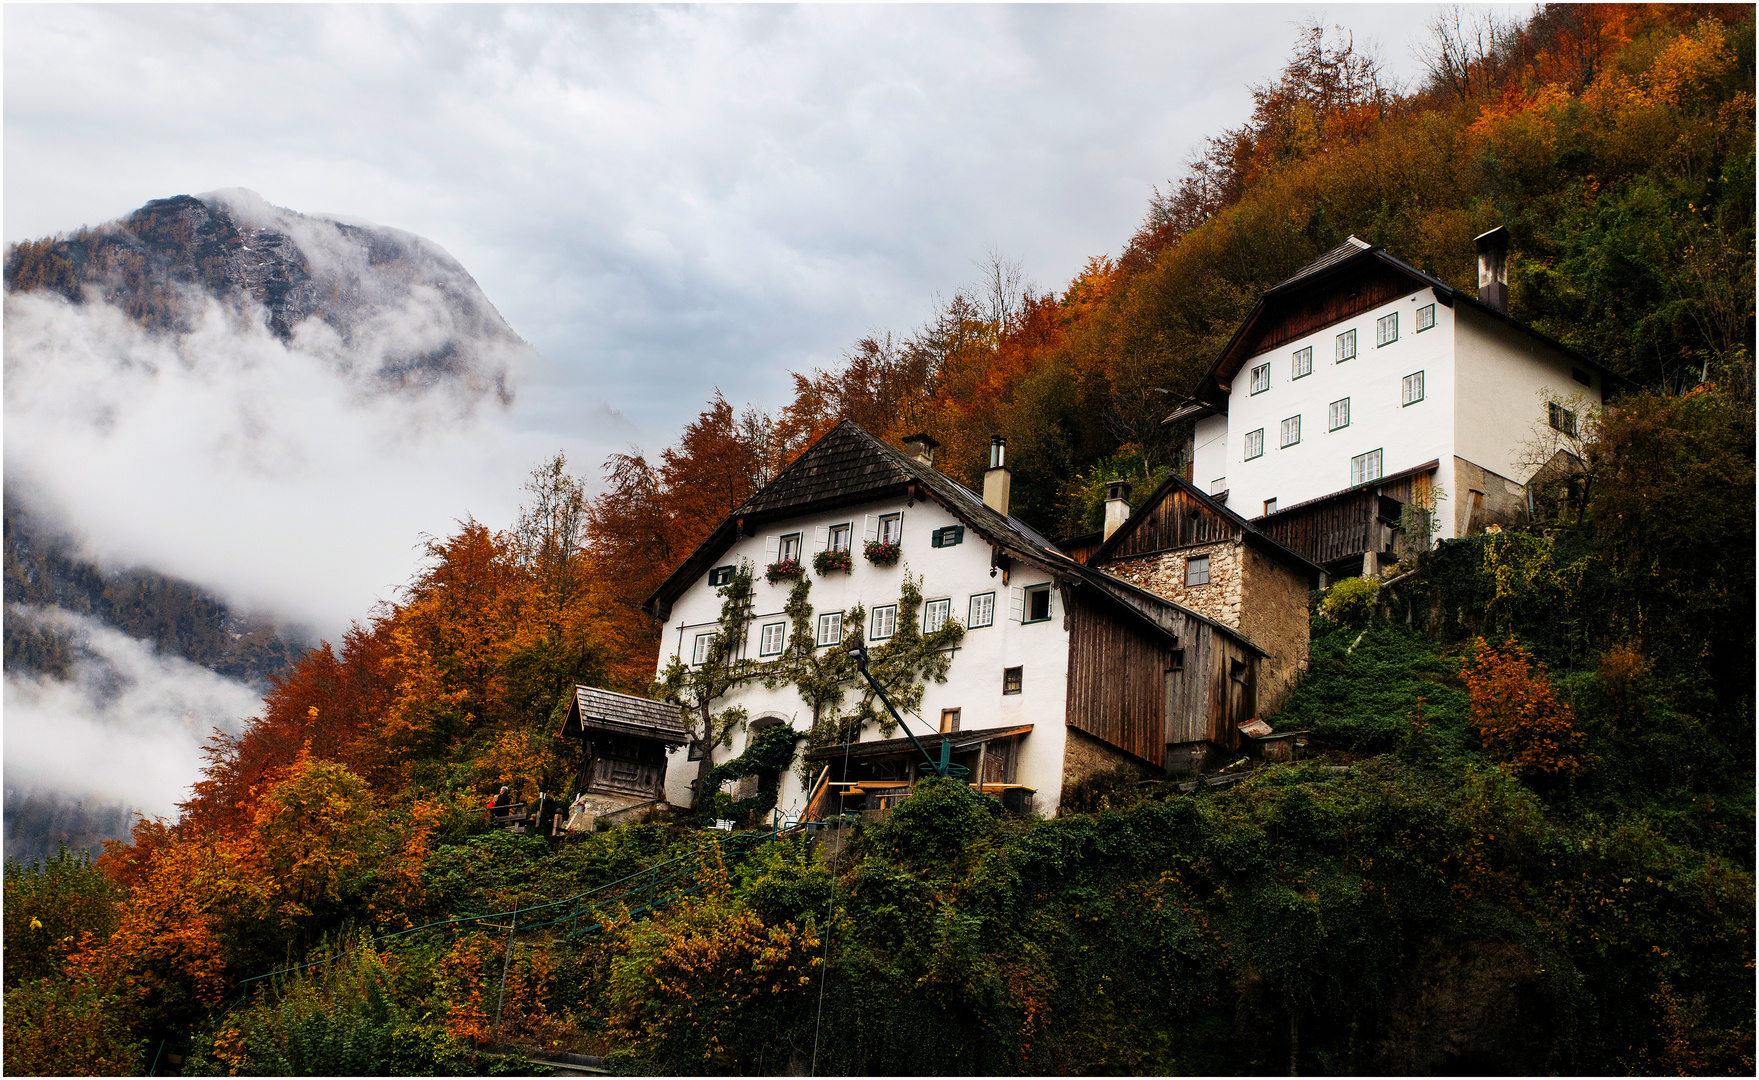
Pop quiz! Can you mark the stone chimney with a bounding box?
[1103,480,1133,540]
[1475,225,1510,314]
[982,436,1011,516]
[903,432,939,467]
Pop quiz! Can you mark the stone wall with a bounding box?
[1104,539,1243,628]
[1453,456,1530,536]
[1060,725,1157,788]
[1240,544,1312,717]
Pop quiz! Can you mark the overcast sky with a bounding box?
[6,4,1496,439]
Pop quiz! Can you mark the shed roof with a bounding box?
[559,685,689,744]
[803,724,1035,762]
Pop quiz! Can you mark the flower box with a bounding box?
[765,559,803,583]
[864,539,901,566]
[813,548,853,575]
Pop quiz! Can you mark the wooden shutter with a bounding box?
[813,526,829,553]
[764,535,780,560]
[863,515,878,543]
[1009,587,1024,622]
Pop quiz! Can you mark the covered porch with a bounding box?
[800,724,1037,818]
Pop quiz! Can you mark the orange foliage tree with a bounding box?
[1462,637,1591,781]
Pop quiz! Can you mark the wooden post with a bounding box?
[492,903,518,1035]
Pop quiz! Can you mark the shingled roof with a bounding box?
[642,420,1267,657]
[558,685,689,744]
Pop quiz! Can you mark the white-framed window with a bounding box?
[1549,402,1577,437]
[923,598,952,633]
[758,622,786,656]
[1351,449,1384,486]
[1292,346,1312,379]
[828,522,852,552]
[1416,303,1436,332]
[816,612,843,647]
[1336,328,1357,362]
[878,512,902,543]
[691,632,714,666]
[1022,584,1053,623]
[779,533,802,562]
[1244,428,1264,460]
[968,592,995,629]
[1210,477,1227,495]
[1263,498,1278,516]
[1328,397,1351,431]
[1280,415,1301,448]
[1186,555,1210,586]
[1376,312,1398,346]
[1249,363,1271,394]
[869,604,897,640]
[1402,371,1425,406]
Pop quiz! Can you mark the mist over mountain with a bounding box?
[4,190,545,860]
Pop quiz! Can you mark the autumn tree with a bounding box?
[1462,637,1590,782]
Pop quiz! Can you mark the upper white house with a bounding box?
[1169,229,1627,576]
[641,422,1271,819]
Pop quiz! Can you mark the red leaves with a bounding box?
[1462,637,1590,781]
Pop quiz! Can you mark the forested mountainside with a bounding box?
[2,495,312,860]
[4,495,308,687]
[3,5,1752,1076]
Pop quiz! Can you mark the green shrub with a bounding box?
[1321,576,1379,626]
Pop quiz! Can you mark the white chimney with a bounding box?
[1103,479,1133,540]
[903,432,939,467]
[982,436,1011,516]
[1475,225,1510,314]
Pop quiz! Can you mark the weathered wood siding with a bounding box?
[1259,488,1378,564]
[1249,264,1413,357]
[1164,619,1255,749]
[1065,593,1170,765]
[1105,485,1238,559]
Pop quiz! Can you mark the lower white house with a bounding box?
[641,422,1271,820]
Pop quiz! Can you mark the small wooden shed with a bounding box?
[557,686,690,803]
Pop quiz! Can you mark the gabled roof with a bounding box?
[1180,236,1634,414]
[641,420,1270,657]
[1088,470,1324,583]
[643,419,1061,619]
[559,685,688,744]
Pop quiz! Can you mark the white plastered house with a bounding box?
[641,422,1273,817]
[1168,229,1630,577]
